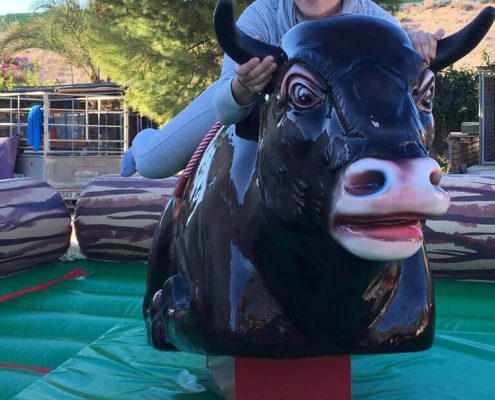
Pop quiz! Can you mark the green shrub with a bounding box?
[0,55,42,91]
[432,66,479,163]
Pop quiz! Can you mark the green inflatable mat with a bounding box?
[0,260,147,399]
[11,317,495,400]
[1,260,495,399]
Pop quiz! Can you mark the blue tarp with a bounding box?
[27,105,43,151]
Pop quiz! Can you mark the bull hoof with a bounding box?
[146,274,191,351]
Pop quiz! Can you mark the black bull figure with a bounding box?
[145,1,495,358]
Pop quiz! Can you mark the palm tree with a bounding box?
[0,0,101,83]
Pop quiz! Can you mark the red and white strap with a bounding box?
[174,121,223,198]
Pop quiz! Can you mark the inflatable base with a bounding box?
[74,175,177,262]
[8,280,495,399]
[426,174,495,280]
[0,178,71,276]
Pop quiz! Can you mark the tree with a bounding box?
[375,0,405,14]
[0,0,100,83]
[87,0,250,124]
[433,66,479,162]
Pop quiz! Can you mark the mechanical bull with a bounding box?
[144,1,495,358]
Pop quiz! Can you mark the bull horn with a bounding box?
[213,0,286,65]
[430,6,495,72]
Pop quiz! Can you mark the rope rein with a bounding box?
[174,121,223,198]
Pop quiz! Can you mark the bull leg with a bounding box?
[144,198,179,348]
[144,199,176,310]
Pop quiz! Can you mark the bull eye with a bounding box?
[415,70,435,113]
[289,82,323,110]
[294,85,313,103]
[417,85,434,113]
[279,64,326,110]
[286,76,324,110]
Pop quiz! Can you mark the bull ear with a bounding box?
[213,0,286,65]
[430,6,495,72]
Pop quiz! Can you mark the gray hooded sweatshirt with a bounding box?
[213,0,398,124]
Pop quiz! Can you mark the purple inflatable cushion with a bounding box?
[0,135,20,179]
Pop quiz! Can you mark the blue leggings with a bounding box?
[121,82,219,179]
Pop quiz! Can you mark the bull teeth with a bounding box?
[372,220,411,226]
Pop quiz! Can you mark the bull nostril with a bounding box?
[430,169,442,186]
[344,170,386,196]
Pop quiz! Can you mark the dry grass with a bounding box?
[17,48,89,85]
[422,0,452,10]
[399,0,495,68]
[451,0,476,11]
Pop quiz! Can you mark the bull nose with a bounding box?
[338,157,450,217]
[343,157,445,196]
[344,169,387,196]
[343,159,393,198]
[430,168,442,186]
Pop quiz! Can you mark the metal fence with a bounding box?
[480,67,495,164]
[0,89,135,155]
[0,86,155,200]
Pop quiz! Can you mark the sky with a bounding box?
[0,0,88,15]
[0,0,36,15]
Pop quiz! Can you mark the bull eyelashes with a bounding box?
[278,64,326,111]
[413,69,435,113]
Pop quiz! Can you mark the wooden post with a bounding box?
[208,355,351,400]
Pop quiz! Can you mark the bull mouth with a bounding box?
[333,215,425,242]
[330,214,427,261]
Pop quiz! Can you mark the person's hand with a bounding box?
[232,56,278,105]
[407,28,445,65]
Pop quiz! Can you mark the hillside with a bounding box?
[0,12,39,25]
[0,31,89,85]
[398,0,495,68]
[16,48,89,85]
[0,12,90,85]
[2,0,495,86]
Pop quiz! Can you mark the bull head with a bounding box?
[214,1,493,261]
